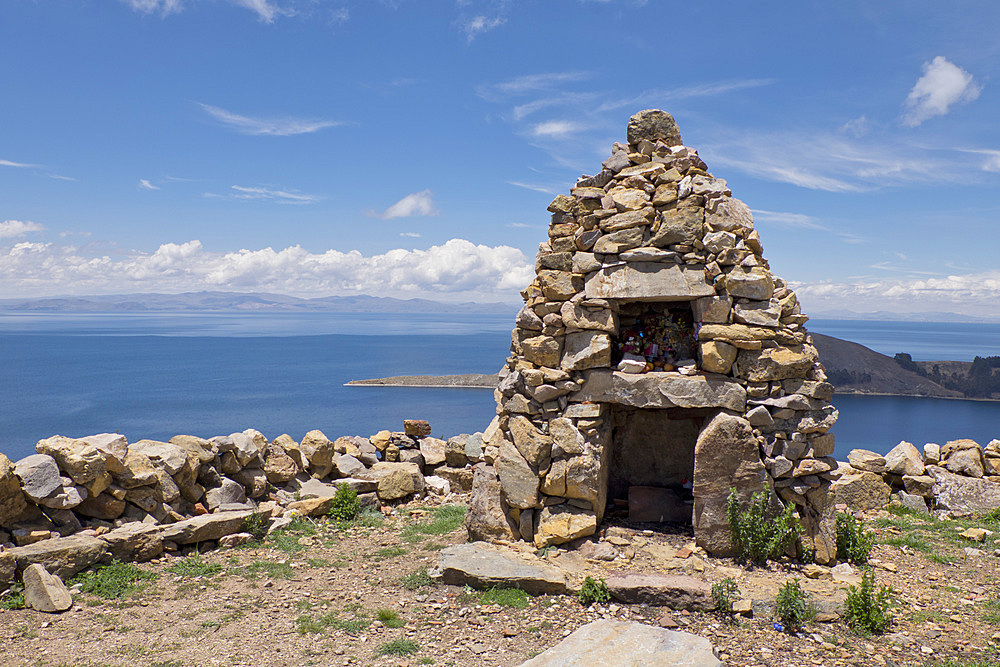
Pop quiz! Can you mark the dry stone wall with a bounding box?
[477,109,839,563]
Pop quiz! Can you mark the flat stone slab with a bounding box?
[159,510,255,545]
[518,620,723,666]
[605,573,713,610]
[6,534,109,579]
[925,465,1000,515]
[585,262,714,302]
[572,370,746,411]
[433,542,569,595]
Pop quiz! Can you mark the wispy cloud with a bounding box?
[124,0,294,22]
[956,148,1000,173]
[485,71,592,97]
[750,209,828,230]
[0,220,45,241]
[901,56,981,127]
[0,158,39,168]
[198,103,343,136]
[139,179,161,191]
[596,78,776,113]
[367,189,439,219]
[228,185,320,203]
[531,120,588,139]
[508,181,557,195]
[399,232,421,238]
[461,14,505,42]
[0,238,532,301]
[122,0,183,16]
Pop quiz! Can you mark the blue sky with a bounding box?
[2,1,1000,317]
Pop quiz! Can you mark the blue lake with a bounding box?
[0,312,997,462]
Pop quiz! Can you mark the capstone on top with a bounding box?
[626,109,683,146]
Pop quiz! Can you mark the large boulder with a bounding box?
[942,439,985,478]
[832,470,892,511]
[433,542,568,595]
[300,430,336,479]
[518,620,723,667]
[465,464,518,541]
[35,436,108,486]
[692,412,770,556]
[925,466,1000,515]
[0,452,30,527]
[626,109,683,146]
[884,441,925,477]
[22,564,73,613]
[369,462,425,501]
[14,453,63,502]
[262,441,300,484]
[129,440,188,476]
[6,534,109,579]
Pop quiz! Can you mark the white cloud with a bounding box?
[901,56,981,127]
[531,120,588,139]
[124,0,295,21]
[596,79,775,113]
[750,210,828,230]
[0,158,38,168]
[139,179,160,190]
[485,72,592,97]
[369,190,439,219]
[399,232,421,238]
[507,181,557,195]
[198,103,342,136]
[840,115,869,138]
[230,0,287,22]
[793,270,1000,318]
[0,238,533,301]
[461,15,505,42]
[123,0,183,16]
[956,148,1000,173]
[0,220,45,240]
[228,185,320,204]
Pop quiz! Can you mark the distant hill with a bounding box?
[0,291,519,315]
[811,309,999,323]
[811,333,964,399]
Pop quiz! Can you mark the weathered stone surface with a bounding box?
[593,227,644,254]
[169,435,217,464]
[36,436,108,485]
[692,413,770,556]
[300,430,335,479]
[522,335,562,368]
[75,492,126,520]
[233,467,268,499]
[404,419,432,437]
[573,370,746,412]
[116,451,159,488]
[160,510,256,545]
[606,574,713,610]
[733,299,781,327]
[925,466,1000,515]
[332,454,366,479]
[847,449,886,474]
[0,452,30,526]
[445,437,469,468]
[692,295,732,324]
[736,345,818,382]
[560,302,617,332]
[898,491,929,515]
[884,441,925,477]
[99,523,164,562]
[548,418,585,457]
[626,110,682,146]
[697,323,804,346]
[419,437,448,467]
[562,331,611,371]
[944,445,985,478]
[466,464,518,541]
[724,266,773,300]
[497,439,540,509]
[130,439,188,475]
[263,443,299,484]
[518,620,723,667]
[902,474,935,497]
[538,270,583,301]
[14,454,63,502]
[434,542,568,594]
[650,208,704,247]
[508,416,552,467]
[23,564,73,613]
[585,262,713,302]
[706,197,754,235]
[534,504,597,548]
[699,340,737,374]
[370,462,425,500]
[832,471,892,512]
[204,478,246,510]
[6,534,109,579]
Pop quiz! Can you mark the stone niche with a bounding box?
[471,110,839,564]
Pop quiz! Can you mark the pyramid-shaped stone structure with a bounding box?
[471,110,838,564]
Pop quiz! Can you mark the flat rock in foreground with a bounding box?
[518,619,723,667]
[605,573,713,611]
[433,542,569,595]
[158,510,255,545]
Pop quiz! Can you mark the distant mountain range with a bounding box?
[810,309,1000,323]
[0,291,520,314]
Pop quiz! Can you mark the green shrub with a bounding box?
[712,578,740,615]
[578,576,611,606]
[377,639,420,657]
[843,570,895,635]
[0,585,25,610]
[329,483,361,522]
[726,488,801,566]
[480,586,530,609]
[376,608,406,628]
[775,578,812,632]
[400,569,434,590]
[243,512,269,541]
[836,513,875,565]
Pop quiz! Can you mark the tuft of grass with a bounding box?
[268,532,307,554]
[480,586,530,609]
[377,639,420,657]
[305,558,330,568]
[401,504,466,541]
[69,560,159,600]
[167,553,223,579]
[400,569,434,590]
[981,598,1000,626]
[1,585,26,610]
[233,560,295,580]
[376,608,405,628]
[376,546,408,559]
[345,508,385,530]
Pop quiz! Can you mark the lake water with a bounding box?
[1,312,997,462]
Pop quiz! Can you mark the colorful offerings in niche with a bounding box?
[618,308,697,372]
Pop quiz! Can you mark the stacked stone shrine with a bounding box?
[469,110,840,564]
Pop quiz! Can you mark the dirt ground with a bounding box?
[1,494,999,667]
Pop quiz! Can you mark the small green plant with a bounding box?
[1,585,25,610]
[69,560,159,599]
[481,586,531,609]
[167,552,223,579]
[726,488,801,566]
[376,608,405,628]
[401,504,467,541]
[836,513,875,565]
[400,569,434,590]
[329,483,361,523]
[712,578,740,615]
[243,512,269,541]
[843,570,895,635]
[376,546,408,559]
[577,576,611,606]
[377,639,420,657]
[775,577,812,632]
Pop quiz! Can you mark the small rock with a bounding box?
[23,563,73,613]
